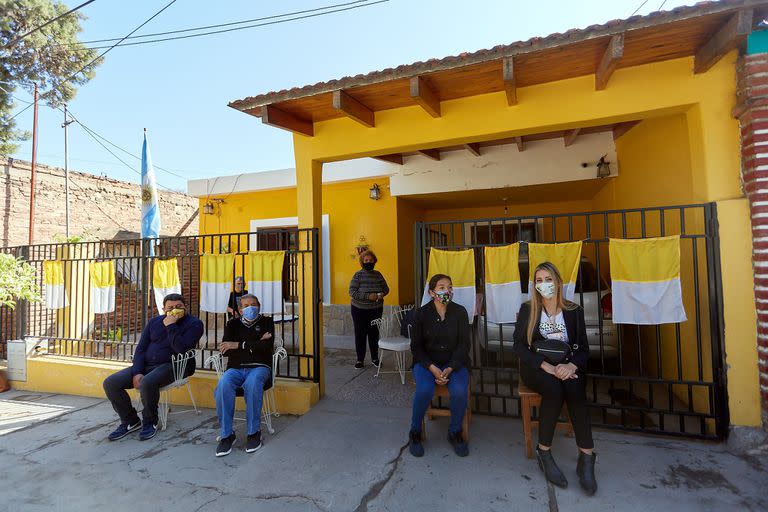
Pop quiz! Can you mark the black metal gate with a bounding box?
[415,203,728,439]
[1,229,321,383]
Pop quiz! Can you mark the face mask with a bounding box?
[167,307,185,319]
[433,290,452,304]
[535,282,556,299]
[362,262,375,271]
[242,305,260,322]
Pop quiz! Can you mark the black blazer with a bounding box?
[511,302,589,371]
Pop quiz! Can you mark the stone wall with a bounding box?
[323,304,402,338]
[0,157,198,247]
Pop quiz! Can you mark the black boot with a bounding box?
[535,446,568,488]
[408,430,424,457]
[576,451,597,495]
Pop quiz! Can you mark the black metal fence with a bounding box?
[1,229,321,382]
[415,203,727,440]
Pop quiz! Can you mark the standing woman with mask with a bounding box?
[348,250,389,369]
[512,262,597,495]
[407,274,471,458]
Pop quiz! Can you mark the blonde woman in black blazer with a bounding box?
[512,261,597,495]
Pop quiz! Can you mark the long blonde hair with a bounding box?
[526,261,577,344]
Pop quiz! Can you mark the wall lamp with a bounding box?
[582,155,612,178]
[369,183,381,200]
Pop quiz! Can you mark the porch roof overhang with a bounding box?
[229,0,767,139]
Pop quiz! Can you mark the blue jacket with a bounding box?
[131,314,204,376]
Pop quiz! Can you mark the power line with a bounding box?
[629,0,650,18]
[4,0,97,48]
[74,0,389,51]
[67,177,131,231]
[62,0,372,46]
[8,103,33,121]
[657,1,668,11]
[57,0,178,89]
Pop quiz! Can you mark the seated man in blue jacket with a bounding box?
[103,293,204,441]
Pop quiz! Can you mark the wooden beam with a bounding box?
[464,143,481,157]
[595,34,624,91]
[332,90,374,128]
[410,76,441,117]
[612,121,641,140]
[373,154,403,165]
[563,129,581,147]
[514,136,524,152]
[261,105,313,136]
[417,149,441,161]
[694,9,753,74]
[503,57,517,105]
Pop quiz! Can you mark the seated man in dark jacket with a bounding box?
[103,293,204,441]
[214,293,275,457]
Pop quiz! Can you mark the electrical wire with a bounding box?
[67,177,131,231]
[58,0,178,87]
[61,0,372,46]
[8,103,33,121]
[657,1,668,11]
[629,0,651,18]
[4,0,97,48]
[73,0,389,51]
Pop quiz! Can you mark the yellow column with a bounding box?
[294,142,324,395]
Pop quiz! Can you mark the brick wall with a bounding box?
[736,53,768,429]
[0,157,199,247]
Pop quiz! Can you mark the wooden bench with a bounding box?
[519,380,573,458]
[421,381,472,442]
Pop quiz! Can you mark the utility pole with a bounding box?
[62,104,74,238]
[28,83,38,245]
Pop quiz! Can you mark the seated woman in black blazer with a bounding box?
[512,261,597,495]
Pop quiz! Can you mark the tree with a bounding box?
[0,0,102,155]
[0,253,41,308]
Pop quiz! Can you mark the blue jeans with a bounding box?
[410,363,469,434]
[215,367,271,438]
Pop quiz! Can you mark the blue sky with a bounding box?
[9,0,696,191]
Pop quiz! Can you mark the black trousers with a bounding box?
[350,305,383,363]
[521,366,594,449]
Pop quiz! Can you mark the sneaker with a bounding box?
[371,359,380,367]
[245,432,263,453]
[408,430,424,457]
[448,430,469,457]
[216,433,236,457]
[107,419,141,441]
[354,361,364,369]
[138,422,158,441]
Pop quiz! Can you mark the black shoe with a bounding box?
[408,430,424,457]
[536,446,568,488]
[216,433,236,457]
[371,359,380,367]
[448,430,469,457]
[138,422,158,441]
[107,419,141,441]
[354,361,364,369]
[245,432,263,453]
[577,451,597,495]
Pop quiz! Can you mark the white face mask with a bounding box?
[535,281,556,299]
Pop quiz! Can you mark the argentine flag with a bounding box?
[141,129,161,254]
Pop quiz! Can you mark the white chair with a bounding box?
[157,349,200,431]
[371,306,413,385]
[205,337,287,435]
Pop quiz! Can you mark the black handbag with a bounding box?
[531,338,572,365]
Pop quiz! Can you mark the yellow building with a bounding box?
[193,1,768,440]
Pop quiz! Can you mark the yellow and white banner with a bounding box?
[153,258,182,315]
[245,251,285,315]
[89,261,115,314]
[484,244,522,324]
[200,254,235,313]
[420,248,476,320]
[609,235,687,325]
[528,241,583,301]
[43,260,68,309]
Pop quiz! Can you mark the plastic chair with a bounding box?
[371,306,413,384]
[205,337,287,435]
[157,349,199,431]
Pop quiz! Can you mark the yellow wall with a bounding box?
[200,177,402,305]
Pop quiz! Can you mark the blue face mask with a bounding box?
[242,305,260,322]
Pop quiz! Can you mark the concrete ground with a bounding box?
[1,338,767,512]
